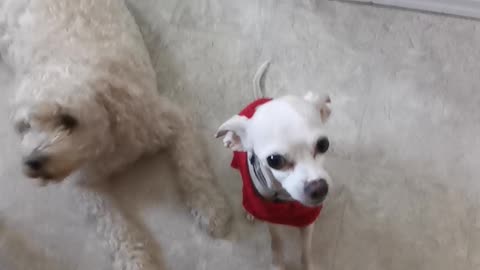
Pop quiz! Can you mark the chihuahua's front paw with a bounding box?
[243,208,255,224]
[245,212,255,223]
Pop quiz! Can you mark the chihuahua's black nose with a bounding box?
[304,179,329,201]
[24,155,47,171]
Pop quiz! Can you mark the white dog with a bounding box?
[216,63,332,270]
[0,0,232,269]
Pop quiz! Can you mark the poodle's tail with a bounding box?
[252,60,271,99]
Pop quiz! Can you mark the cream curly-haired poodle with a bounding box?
[0,0,232,269]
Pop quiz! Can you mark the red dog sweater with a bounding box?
[230,98,322,227]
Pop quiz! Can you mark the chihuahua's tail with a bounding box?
[253,60,270,99]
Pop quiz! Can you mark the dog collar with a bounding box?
[247,152,293,202]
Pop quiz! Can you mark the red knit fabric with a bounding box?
[230,98,322,227]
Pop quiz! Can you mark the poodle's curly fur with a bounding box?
[0,0,232,269]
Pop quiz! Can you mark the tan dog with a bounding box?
[1,0,232,269]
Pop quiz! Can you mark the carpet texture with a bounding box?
[0,0,479,269]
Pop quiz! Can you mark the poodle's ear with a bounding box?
[91,79,125,130]
[304,92,331,123]
[215,115,251,151]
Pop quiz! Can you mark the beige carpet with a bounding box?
[0,0,479,269]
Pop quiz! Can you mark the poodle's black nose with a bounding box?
[24,155,48,171]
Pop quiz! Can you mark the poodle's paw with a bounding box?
[125,262,159,270]
[190,203,233,238]
[113,248,161,270]
[114,257,159,270]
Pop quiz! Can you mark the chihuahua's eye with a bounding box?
[316,137,329,154]
[15,120,30,134]
[266,154,287,170]
[59,114,78,130]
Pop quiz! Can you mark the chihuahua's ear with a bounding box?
[304,92,331,123]
[215,115,251,151]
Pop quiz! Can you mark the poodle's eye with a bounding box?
[15,120,30,134]
[316,137,329,154]
[59,114,78,130]
[266,154,288,170]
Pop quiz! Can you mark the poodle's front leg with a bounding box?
[170,124,233,238]
[146,95,232,237]
[155,104,232,238]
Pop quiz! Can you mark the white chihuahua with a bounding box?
[215,62,332,270]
